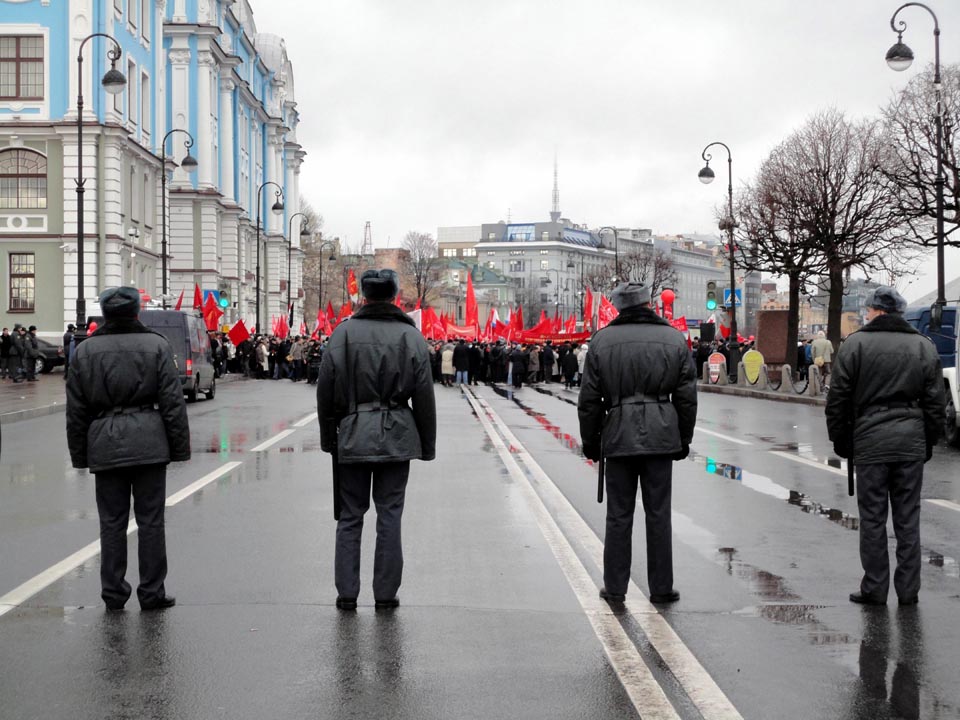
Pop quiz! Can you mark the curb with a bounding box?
[698,382,826,407]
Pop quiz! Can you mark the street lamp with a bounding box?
[597,226,620,281]
[699,141,740,378]
[74,33,126,337]
[887,2,947,331]
[542,267,561,319]
[160,129,197,308]
[255,181,285,333]
[314,236,337,323]
[287,212,311,329]
[567,256,586,324]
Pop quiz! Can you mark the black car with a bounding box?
[35,338,65,374]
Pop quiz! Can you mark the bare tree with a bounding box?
[582,260,616,295]
[618,245,678,298]
[882,63,960,248]
[402,231,440,306]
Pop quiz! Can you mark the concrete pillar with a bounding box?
[220,78,236,201]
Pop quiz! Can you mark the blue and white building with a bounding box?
[0,0,306,334]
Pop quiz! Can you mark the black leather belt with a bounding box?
[354,401,402,413]
[98,404,157,418]
[614,393,670,408]
[858,401,918,417]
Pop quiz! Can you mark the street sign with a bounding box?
[742,349,764,384]
[723,288,742,307]
[708,352,726,383]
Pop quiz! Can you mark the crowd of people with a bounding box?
[215,334,327,384]
[428,339,589,389]
[0,324,41,383]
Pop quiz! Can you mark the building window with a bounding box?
[509,260,523,273]
[486,251,496,256]
[442,248,457,258]
[0,149,47,209]
[540,249,549,255]
[487,261,496,269]
[540,293,549,304]
[463,248,476,257]
[127,0,138,29]
[487,232,496,240]
[540,260,549,270]
[0,36,44,101]
[127,60,137,125]
[9,253,35,312]
[141,0,151,40]
[140,72,150,136]
[509,250,525,256]
[542,231,549,241]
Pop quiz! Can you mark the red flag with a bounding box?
[598,295,619,329]
[337,302,352,322]
[322,314,334,336]
[326,302,336,322]
[394,291,403,308]
[551,315,562,334]
[202,293,223,331]
[227,319,251,346]
[299,322,307,336]
[347,269,359,298]
[415,297,422,310]
[193,284,203,310]
[173,289,185,311]
[483,308,494,339]
[584,289,594,330]
[565,313,577,334]
[465,272,479,329]
[511,305,524,334]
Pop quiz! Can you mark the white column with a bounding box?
[196,51,216,189]
[167,48,191,185]
[67,0,95,119]
[266,134,281,234]
[173,0,188,22]
[220,78,236,201]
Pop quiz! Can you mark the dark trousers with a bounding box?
[95,464,168,608]
[856,460,924,600]
[603,456,674,596]
[335,461,410,601]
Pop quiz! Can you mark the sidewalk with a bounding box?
[698,381,827,406]
[0,369,248,425]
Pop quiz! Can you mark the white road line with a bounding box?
[926,499,960,513]
[165,462,243,507]
[0,460,242,619]
[770,450,846,477]
[463,390,681,719]
[695,427,753,446]
[250,429,297,452]
[472,388,744,720]
[293,412,318,428]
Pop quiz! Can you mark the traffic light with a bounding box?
[217,291,230,308]
[705,281,718,311]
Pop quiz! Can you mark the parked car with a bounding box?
[139,310,216,402]
[35,338,65,375]
[905,304,958,447]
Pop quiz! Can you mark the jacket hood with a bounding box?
[858,313,919,335]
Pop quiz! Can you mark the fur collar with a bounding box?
[607,306,671,328]
[352,302,416,327]
[93,318,155,336]
[858,313,919,335]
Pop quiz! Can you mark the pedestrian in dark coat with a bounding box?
[62,324,75,376]
[826,286,946,606]
[318,269,437,611]
[542,342,556,383]
[509,344,528,388]
[0,327,11,380]
[578,282,698,605]
[452,339,470,385]
[66,287,190,611]
[468,342,483,385]
[561,345,579,388]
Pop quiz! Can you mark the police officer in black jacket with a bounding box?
[66,287,190,611]
[579,282,698,605]
[826,286,945,606]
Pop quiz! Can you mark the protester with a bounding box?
[542,341,556,383]
[578,282,698,606]
[441,343,455,386]
[317,269,436,611]
[66,287,190,611]
[811,330,833,387]
[453,339,470,385]
[826,286,945,606]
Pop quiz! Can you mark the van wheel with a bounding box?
[186,379,199,403]
[204,377,216,400]
[945,396,960,448]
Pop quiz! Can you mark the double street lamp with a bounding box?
[255,181,285,333]
[542,267,561,317]
[160,129,198,308]
[286,212,311,329]
[75,33,126,335]
[886,2,947,330]
[597,226,620,281]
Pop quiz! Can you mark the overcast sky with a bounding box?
[260,0,960,302]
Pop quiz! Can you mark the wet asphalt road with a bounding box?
[0,378,958,719]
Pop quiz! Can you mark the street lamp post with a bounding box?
[314,237,337,323]
[699,141,740,379]
[74,33,126,337]
[255,181,285,333]
[886,2,947,330]
[597,226,620,281]
[542,267,561,319]
[286,212,311,330]
[160,129,198,308]
[567,256,585,324]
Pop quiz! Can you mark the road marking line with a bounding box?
[770,450,846,477]
[250,429,297,452]
[696,427,752,446]
[165,462,243,507]
[0,460,242,619]
[472,388,744,720]
[293,412,318,428]
[463,389,680,719]
[926,499,960,513]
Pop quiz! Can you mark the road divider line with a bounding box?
[463,388,680,719]
[0,520,137,619]
[696,427,753,446]
[250,429,297,452]
[926,499,960,513]
[165,462,243,507]
[472,387,744,720]
[293,412,318,428]
[770,450,846,477]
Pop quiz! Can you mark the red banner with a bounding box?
[518,330,591,344]
[598,295,619,329]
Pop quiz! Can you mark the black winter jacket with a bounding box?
[317,303,436,463]
[826,313,945,463]
[579,308,698,458]
[66,319,191,472]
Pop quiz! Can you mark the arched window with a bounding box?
[0,149,47,209]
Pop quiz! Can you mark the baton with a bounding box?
[847,435,855,498]
[597,454,605,503]
[332,447,342,521]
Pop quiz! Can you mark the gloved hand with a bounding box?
[582,443,602,462]
[833,440,850,459]
[673,443,690,461]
